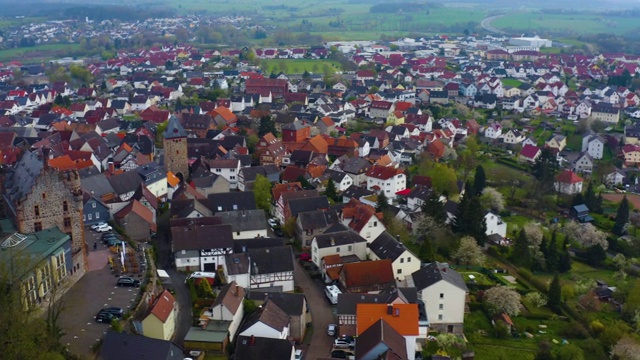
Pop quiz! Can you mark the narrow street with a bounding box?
[294,259,335,360]
[153,210,192,346]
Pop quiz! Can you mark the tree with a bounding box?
[480,187,505,212]
[524,292,548,308]
[435,333,461,353]
[512,228,532,268]
[473,165,486,195]
[532,147,559,194]
[559,250,572,273]
[611,337,640,360]
[548,273,562,310]
[376,191,389,212]
[253,174,272,212]
[561,221,608,250]
[454,188,487,245]
[613,195,630,236]
[630,211,640,236]
[555,344,585,360]
[426,163,459,196]
[296,175,313,190]
[453,236,486,266]
[197,278,215,299]
[456,149,478,182]
[325,178,338,202]
[258,115,276,137]
[422,192,447,224]
[585,244,607,266]
[484,285,521,316]
[584,182,597,210]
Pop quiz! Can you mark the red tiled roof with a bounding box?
[556,170,582,184]
[149,289,175,323]
[340,259,394,288]
[356,304,419,336]
[366,165,403,180]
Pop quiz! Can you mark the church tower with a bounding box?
[163,115,188,179]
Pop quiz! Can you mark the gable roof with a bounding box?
[99,332,184,360]
[211,281,245,316]
[340,259,394,288]
[556,170,583,184]
[313,230,367,249]
[247,291,306,316]
[355,319,407,360]
[248,246,294,275]
[148,289,176,323]
[369,232,413,261]
[410,262,468,292]
[242,299,290,333]
[114,199,157,231]
[234,336,293,360]
[366,165,404,180]
[356,303,419,336]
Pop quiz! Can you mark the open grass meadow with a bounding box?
[492,12,640,36]
[261,58,342,75]
[0,43,82,63]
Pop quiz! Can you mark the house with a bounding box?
[204,281,245,340]
[369,101,395,119]
[624,124,640,145]
[247,291,309,342]
[519,144,541,163]
[238,300,290,339]
[215,209,268,239]
[591,103,620,124]
[406,262,468,333]
[296,209,339,246]
[546,134,567,152]
[248,246,295,292]
[369,232,421,279]
[208,159,241,189]
[623,144,640,167]
[356,304,419,360]
[83,193,110,225]
[142,290,177,341]
[605,169,626,187]
[365,165,407,201]
[234,336,295,360]
[98,332,184,360]
[311,230,368,269]
[340,198,386,242]
[171,223,233,272]
[554,170,583,195]
[191,174,230,196]
[406,185,432,211]
[339,259,395,293]
[484,123,502,139]
[573,152,594,173]
[114,200,157,241]
[323,169,354,192]
[581,134,606,160]
[484,212,507,240]
[224,253,250,289]
[503,129,525,144]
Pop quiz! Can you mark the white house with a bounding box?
[365,165,406,201]
[310,231,367,269]
[503,129,525,144]
[484,212,507,239]
[209,158,241,189]
[248,246,295,292]
[224,253,250,289]
[554,170,583,195]
[340,198,386,242]
[216,210,268,240]
[238,300,290,339]
[369,232,421,280]
[204,281,245,339]
[484,123,502,139]
[406,263,468,334]
[581,134,605,160]
[172,223,233,273]
[573,152,594,173]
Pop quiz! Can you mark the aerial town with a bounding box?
[4,6,640,360]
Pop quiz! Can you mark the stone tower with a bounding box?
[163,115,188,179]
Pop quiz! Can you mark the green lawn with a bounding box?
[459,272,495,286]
[0,43,82,63]
[501,78,523,88]
[261,59,342,75]
[492,12,640,36]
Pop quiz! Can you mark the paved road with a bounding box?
[294,260,335,360]
[480,14,507,35]
[59,229,142,358]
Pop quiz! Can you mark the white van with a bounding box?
[185,271,217,282]
[325,285,341,305]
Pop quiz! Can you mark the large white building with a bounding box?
[365,165,406,201]
[509,35,552,48]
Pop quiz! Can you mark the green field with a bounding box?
[501,78,522,88]
[493,12,640,36]
[261,59,342,75]
[0,43,82,63]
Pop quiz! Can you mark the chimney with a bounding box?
[249,335,255,346]
[108,161,115,174]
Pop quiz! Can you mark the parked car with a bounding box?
[267,218,278,228]
[274,228,284,237]
[91,222,108,230]
[327,323,337,336]
[95,310,117,323]
[107,238,125,247]
[95,224,113,232]
[116,277,140,287]
[294,349,303,360]
[330,350,354,359]
[333,338,355,349]
[299,253,311,262]
[100,307,124,318]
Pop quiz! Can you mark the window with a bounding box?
[438,314,443,321]
[347,245,352,251]
[55,253,66,281]
[407,257,411,262]
[439,304,444,310]
[237,231,240,236]
[92,202,97,209]
[373,221,377,226]
[34,222,43,232]
[231,168,235,172]
[63,217,71,228]
[42,193,46,200]
[336,247,340,252]
[34,205,40,217]
[440,293,444,299]
[96,213,100,219]
[63,201,68,212]
[400,258,404,263]
[397,269,402,274]
[230,176,236,180]
[88,214,92,220]
[216,168,221,173]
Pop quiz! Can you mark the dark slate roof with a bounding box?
[337,292,398,315]
[298,209,338,230]
[248,246,294,275]
[408,185,431,201]
[206,192,256,213]
[342,185,374,200]
[163,115,187,139]
[341,157,372,174]
[324,169,349,183]
[171,224,233,251]
[411,262,468,292]
[288,196,330,218]
[234,336,293,360]
[81,173,116,198]
[313,230,366,249]
[369,231,411,261]
[4,150,44,204]
[233,238,286,253]
[356,319,407,360]
[239,299,290,334]
[215,209,267,232]
[98,331,184,360]
[107,170,143,196]
[247,291,305,316]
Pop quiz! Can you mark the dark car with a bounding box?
[100,307,124,318]
[117,277,140,287]
[101,234,122,243]
[274,228,284,237]
[95,310,116,323]
[330,350,353,359]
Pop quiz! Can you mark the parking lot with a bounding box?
[58,228,144,357]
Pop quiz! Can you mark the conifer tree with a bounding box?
[548,273,562,310]
[473,165,486,195]
[613,195,630,236]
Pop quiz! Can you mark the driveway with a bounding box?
[294,259,335,360]
[59,229,142,357]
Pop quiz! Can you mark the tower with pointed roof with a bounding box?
[163,115,188,179]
